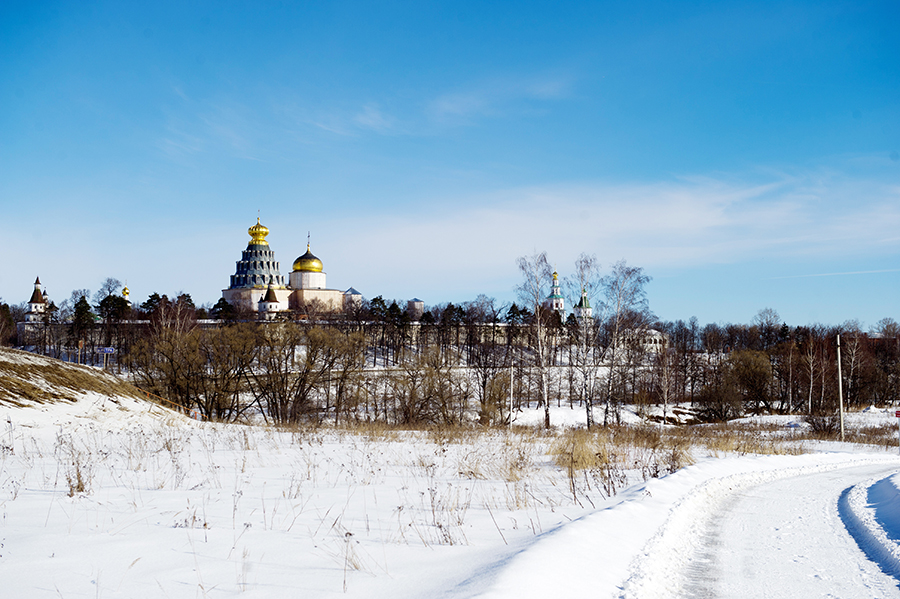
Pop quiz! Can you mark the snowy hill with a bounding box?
[0,346,188,431]
[1,347,900,597]
[0,346,145,406]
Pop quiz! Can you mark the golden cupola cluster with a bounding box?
[224,217,356,316]
[292,244,324,273]
[248,218,270,246]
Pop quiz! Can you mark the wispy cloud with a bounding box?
[428,73,574,124]
[768,269,900,279]
[353,104,394,133]
[312,170,900,298]
[271,72,573,139]
[156,91,269,161]
[279,102,397,137]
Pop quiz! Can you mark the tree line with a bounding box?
[3,266,899,427]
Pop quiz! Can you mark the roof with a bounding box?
[28,287,46,304]
[260,286,279,303]
[344,287,362,295]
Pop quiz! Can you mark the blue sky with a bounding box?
[1,1,898,327]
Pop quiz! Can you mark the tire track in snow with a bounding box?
[621,461,900,599]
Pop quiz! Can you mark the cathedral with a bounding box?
[222,218,361,317]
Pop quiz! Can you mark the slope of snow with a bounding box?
[841,472,900,581]
[0,380,898,597]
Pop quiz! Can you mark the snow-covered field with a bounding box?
[1,353,899,597]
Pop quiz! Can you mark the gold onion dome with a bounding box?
[292,244,323,272]
[248,218,270,246]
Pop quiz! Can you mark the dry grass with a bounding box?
[793,418,898,449]
[670,423,805,456]
[0,347,144,406]
[549,426,696,500]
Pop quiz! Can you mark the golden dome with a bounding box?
[248,218,269,246]
[292,244,323,272]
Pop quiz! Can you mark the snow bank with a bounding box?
[840,472,900,579]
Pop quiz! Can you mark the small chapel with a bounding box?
[222,218,361,317]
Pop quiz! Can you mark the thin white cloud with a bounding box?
[311,172,900,300]
[267,71,573,139]
[428,73,574,123]
[353,104,394,133]
[157,96,270,160]
[769,269,900,279]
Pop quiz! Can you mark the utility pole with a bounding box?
[509,364,514,426]
[837,334,845,442]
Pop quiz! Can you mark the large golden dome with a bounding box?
[248,218,269,246]
[292,244,323,272]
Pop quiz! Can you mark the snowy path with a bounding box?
[473,454,900,599]
[683,463,900,599]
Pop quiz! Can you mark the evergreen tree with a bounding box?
[72,296,94,341]
[0,302,15,346]
[210,297,237,321]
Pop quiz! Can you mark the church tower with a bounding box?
[25,277,47,323]
[222,220,359,316]
[548,271,565,317]
[574,289,592,321]
[229,218,286,289]
[257,285,282,321]
[222,218,290,312]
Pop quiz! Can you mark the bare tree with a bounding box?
[195,324,259,421]
[753,307,780,350]
[564,253,602,428]
[516,251,553,428]
[653,336,674,423]
[872,318,900,405]
[93,278,123,305]
[599,260,651,425]
[246,324,341,424]
[465,296,511,425]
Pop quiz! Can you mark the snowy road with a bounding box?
[683,463,900,599]
[474,454,900,599]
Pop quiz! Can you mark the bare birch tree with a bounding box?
[600,260,651,425]
[516,252,553,428]
[564,253,602,428]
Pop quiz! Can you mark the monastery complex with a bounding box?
[221,219,362,318]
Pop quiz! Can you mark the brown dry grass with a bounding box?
[794,419,898,450]
[671,423,806,456]
[0,347,144,406]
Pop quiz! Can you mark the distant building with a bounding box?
[573,289,592,321]
[547,271,565,318]
[407,298,425,321]
[343,288,364,309]
[25,277,47,323]
[122,285,132,309]
[622,328,668,353]
[222,218,361,316]
[257,285,283,320]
